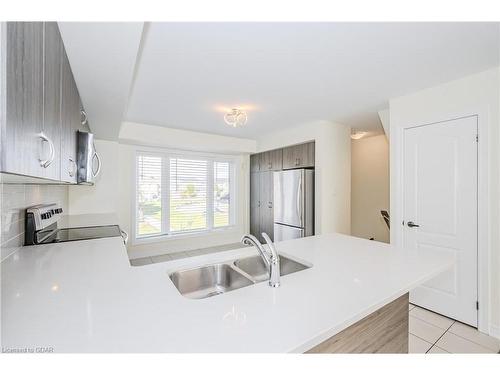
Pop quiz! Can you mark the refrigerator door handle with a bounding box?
[296,175,302,227]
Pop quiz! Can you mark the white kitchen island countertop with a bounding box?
[1,233,453,353]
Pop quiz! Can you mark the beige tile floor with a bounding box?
[409,303,500,354]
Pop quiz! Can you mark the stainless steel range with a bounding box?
[25,203,126,246]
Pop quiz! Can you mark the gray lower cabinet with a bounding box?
[282,142,315,169]
[259,171,274,242]
[1,22,45,178]
[1,21,86,183]
[250,171,274,243]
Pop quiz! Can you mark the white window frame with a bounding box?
[131,146,238,244]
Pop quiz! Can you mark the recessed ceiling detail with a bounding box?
[64,22,500,141]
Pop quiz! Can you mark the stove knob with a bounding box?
[41,213,47,220]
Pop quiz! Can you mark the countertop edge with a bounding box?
[289,258,455,353]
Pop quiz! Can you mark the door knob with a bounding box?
[407,221,420,228]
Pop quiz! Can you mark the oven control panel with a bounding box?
[26,203,63,231]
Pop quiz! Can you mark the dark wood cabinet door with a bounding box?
[304,141,315,167]
[2,22,44,177]
[250,154,260,172]
[282,145,297,169]
[60,49,79,183]
[282,142,315,169]
[269,149,283,171]
[259,149,282,171]
[259,152,270,171]
[40,22,62,181]
[250,172,261,239]
[259,171,274,242]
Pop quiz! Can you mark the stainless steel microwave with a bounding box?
[77,131,101,185]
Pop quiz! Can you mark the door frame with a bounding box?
[391,108,490,335]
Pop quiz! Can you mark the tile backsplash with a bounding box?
[0,183,68,261]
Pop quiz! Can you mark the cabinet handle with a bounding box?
[268,201,273,209]
[68,158,77,177]
[81,109,88,126]
[120,229,129,245]
[38,132,55,168]
[92,150,102,177]
[295,158,300,166]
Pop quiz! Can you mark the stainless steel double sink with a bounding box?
[169,254,311,299]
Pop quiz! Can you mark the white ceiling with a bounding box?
[65,22,500,140]
[58,22,144,140]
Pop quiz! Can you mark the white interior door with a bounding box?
[403,116,478,327]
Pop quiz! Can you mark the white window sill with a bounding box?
[131,225,239,246]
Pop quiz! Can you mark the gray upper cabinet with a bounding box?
[40,22,62,181]
[1,22,45,178]
[259,149,282,171]
[79,99,91,133]
[250,153,260,172]
[60,49,80,183]
[282,142,315,169]
[1,22,86,183]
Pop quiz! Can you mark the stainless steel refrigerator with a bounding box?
[273,169,314,241]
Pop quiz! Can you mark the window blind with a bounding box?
[135,152,234,239]
[214,161,230,227]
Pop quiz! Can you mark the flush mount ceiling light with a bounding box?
[224,108,248,128]
[350,130,367,140]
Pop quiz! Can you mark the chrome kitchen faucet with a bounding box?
[241,233,281,288]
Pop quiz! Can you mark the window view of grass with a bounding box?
[170,158,207,232]
[136,155,232,237]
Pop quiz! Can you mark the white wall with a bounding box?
[351,135,390,243]
[120,122,257,154]
[389,68,500,337]
[378,108,390,139]
[69,124,256,259]
[257,120,351,236]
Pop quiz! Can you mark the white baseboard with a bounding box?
[490,324,500,340]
